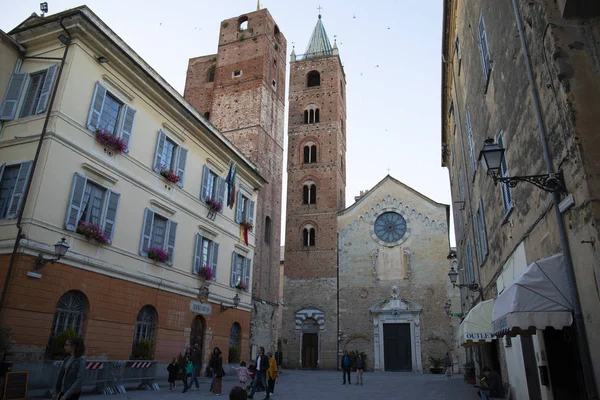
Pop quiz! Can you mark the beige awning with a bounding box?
[458,299,496,346]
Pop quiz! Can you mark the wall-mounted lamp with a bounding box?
[448,266,481,293]
[34,237,70,271]
[96,56,109,64]
[57,34,71,46]
[444,301,464,318]
[40,2,49,16]
[479,138,566,193]
[220,293,241,313]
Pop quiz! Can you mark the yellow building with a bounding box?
[0,6,264,375]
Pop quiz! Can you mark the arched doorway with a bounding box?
[301,319,319,369]
[190,315,205,356]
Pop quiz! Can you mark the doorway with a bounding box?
[521,335,542,400]
[190,316,205,376]
[544,327,584,400]
[301,318,319,369]
[383,323,412,371]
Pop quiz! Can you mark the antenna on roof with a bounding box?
[40,2,49,17]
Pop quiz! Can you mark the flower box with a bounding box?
[76,221,109,245]
[205,198,222,213]
[235,281,248,292]
[95,129,127,153]
[240,220,253,232]
[160,168,181,184]
[198,265,213,281]
[147,247,169,263]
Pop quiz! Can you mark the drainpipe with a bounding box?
[0,20,71,315]
[511,1,598,398]
[336,232,340,371]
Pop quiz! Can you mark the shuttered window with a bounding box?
[200,164,225,208]
[475,199,489,266]
[193,233,219,278]
[64,173,120,244]
[466,109,476,175]
[139,208,177,265]
[230,251,251,288]
[0,161,33,220]
[478,13,492,84]
[235,191,255,225]
[153,130,188,188]
[86,82,136,152]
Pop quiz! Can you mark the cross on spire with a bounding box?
[387,167,391,175]
[317,5,323,16]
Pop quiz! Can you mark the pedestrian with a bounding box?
[53,337,86,400]
[266,352,278,395]
[232,361,250,388]
[444,352,453,378]
[341,350,352,385]
[190,342,203,390]
[477,366,505,400]
[248,346,270,399]
[167,357,178,391]
[209,347,224,396]
[181,356,193,393]
[230,386,248,400]
[355,354,365,385]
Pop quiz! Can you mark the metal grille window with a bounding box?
[133,305,157,345]
[229,323,241,358]
[51,291,87,337]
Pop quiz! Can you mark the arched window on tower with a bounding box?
[303,104,319,124]
[206,65,215,83]
[302,183,316,204]
[238,16,249,31]
[303,144,317,163]
[303,227,316,247]
[307,71,320,87]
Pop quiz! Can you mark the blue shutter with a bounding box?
[479,199,488,259]
[247,199,255,226]
[193,233,203,275]
[243,257,252,288]
[0,73,27,121]
[86,82,107,131]
[153,130,166,172]
[140,208,155,256]
[176,147,188,187]
[35,65,58,114]
[211,242,219,279]
[235,191,243,223]
[120,105,136,152]
[65,173,88,231]
[200,164,210,201]
[217,177,225,212]
[474,209,482,265]
[166,220,177,265]
[231,251,238,286]
[6,161,33,219]
[101,190,120,244]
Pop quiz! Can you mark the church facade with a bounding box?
[282,16,455,372]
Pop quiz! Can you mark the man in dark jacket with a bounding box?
[478,366,505,400]
[341,350,352,384]
[248,346,270,399]
[190,342,202,390]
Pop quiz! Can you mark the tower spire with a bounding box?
[303,14,333,58]
[257,0,261,10]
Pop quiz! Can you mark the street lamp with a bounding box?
[34,237,70,271]
[448,266,480,292]
[478,138,566,193]
[444,301,451,315]
[220,293,241,313]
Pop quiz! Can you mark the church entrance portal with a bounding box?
[301,319,319,369]
[383,323,412,371]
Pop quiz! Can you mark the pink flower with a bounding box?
[206,197,222,213]
[235,281,248,291]
[198,265,213,280]
[95,129,127,153]
[159,166,181,184]
[147,247,169,263]
[77,221,110,244]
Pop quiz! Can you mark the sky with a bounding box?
[1,0,455,245]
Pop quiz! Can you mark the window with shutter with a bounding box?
[64,173,121,244]
[465,109,476,174]
[0,162,32,220]
[153,131,187,186]
[139,208,177,261]
[201,165,220,201]
[0,73,27,120]
[478,13,492,84]
[20,70,48,118]
[243,258,251,287]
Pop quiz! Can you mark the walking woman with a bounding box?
[209,347,224,395]
[266,352,279,395]
[54,338,86,400]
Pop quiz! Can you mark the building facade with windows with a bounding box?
[442,0,600,398]
[0,6,263,375]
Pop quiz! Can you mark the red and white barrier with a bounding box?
[86,361,104,370]
[125,361,153,368]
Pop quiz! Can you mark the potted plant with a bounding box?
[464,361,476,384]
[240,220,253,246]
[95,128,127,153]
[428,356,445,374]
[159,165,181,184]
[198,265,213,281]
[77,221,109,245]
[131,339,153,360]
[235,281,248,292]
[48,328,77,360]
[147,247,169,263]
[205,197,222,221]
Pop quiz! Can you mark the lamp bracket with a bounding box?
[489,171,566,193]
[34,253,58,272]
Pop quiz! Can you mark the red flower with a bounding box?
[77,221,110,244]
[95,129,127,153]
[147,247,169,263]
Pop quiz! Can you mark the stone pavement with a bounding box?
[44,370,481,400]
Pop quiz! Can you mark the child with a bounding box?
[182,358,193,393]
[232,361,250,388]
[167,357,178,391]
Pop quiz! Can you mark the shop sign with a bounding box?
[190,301,211,316]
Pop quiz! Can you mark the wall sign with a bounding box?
[3,371,28,400]
[190,301,211,316]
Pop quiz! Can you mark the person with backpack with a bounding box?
[181,357,193,393]
[341,350,352,385]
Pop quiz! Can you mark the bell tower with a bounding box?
[282,15,347,369]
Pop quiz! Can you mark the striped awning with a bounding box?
[459,299,496,346]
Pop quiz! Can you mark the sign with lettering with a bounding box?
[190,301,211,316]
[464,332,495,341]
[3,371,28,400]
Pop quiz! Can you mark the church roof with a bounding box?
[303,15,333,58]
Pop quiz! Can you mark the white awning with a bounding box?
[492,254,575,336]
[459,299,496,346]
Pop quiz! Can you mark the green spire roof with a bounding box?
[303,15,333,58]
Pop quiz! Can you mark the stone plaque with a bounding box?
[190,301,212,316]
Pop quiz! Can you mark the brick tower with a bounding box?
[184,8,287,351]
[282,15,347,369]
